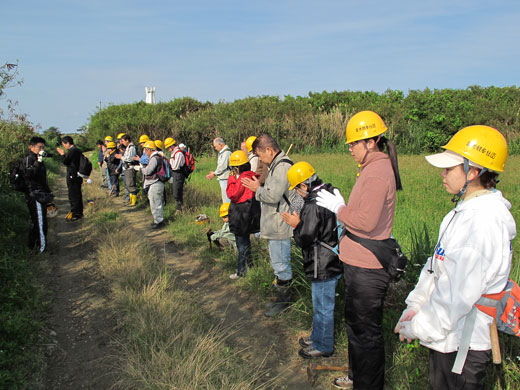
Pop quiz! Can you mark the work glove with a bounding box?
[316,188,345,214]
[398,321,417,343]
[38,150,45,162]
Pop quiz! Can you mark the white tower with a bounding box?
[145,87,156,104]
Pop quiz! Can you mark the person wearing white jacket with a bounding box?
[395,125,516,390]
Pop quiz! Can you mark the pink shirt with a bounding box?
[337,152,397,269]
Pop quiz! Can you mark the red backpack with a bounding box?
[174,149,195,178]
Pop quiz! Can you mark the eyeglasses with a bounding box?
[347,140,362,148]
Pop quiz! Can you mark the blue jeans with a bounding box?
[235,234,252,276]
[311,274,341,353]
[267,238,292,281]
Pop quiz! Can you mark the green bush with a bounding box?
[85,86,520,157]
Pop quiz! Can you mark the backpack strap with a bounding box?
[452,306,479,374]
[271,157,294,212]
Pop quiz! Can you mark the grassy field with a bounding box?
[166,151,520,389]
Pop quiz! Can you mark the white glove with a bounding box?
[316,188,345,214]
[398,321,417,343]
[394,308,417,333]
[37,150,44,162]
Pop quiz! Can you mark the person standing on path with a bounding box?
[226,150,261,279]
[242,133,295,317]
[165,137,185,213]
[316,111,403,389]
[22,136,53,252]
[282,161,343,359]
[56,136,84,221]
[103,136,113,192]
[206,137,231,203]
[96,140,108,188]
[395,126,515,390]
[105,142,120,197]
[120,135,138,206]
[141,141,165,229]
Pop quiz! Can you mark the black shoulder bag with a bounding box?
[342,229,407,282]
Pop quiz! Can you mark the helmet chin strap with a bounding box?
[451,158,488,204]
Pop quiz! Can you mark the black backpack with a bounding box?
[8,160,27,192]
[78,154,93,178]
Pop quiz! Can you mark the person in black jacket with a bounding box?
[282,161,343,359]
[56,136,83,221]
[23,136,53,252]
[104,141,121,197]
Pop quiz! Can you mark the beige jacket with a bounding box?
[255,151,294,239]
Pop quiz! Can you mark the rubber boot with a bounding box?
[127,193,137,207]
[264,279,293,317]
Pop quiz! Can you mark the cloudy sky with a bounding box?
[2,0,519,132]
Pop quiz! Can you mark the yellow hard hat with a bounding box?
[106,141,116,149]
[245,136,257,152]
[345,111,387,144]
[229,150,249,166]
[116,132,126,139]
[287,161,316,190]
[164,137,176,149]
[154,140,163,150]
[143,140,156,150]
[139,134,150,143]
[219,202,230,217]
[104,136,113,142]
[442,125,508,172]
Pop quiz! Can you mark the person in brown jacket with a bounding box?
[316,111,403,389]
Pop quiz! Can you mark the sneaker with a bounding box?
[70,215,83,221]
[298,346,332,359]
[298,336,312,348]
[332,376,353,389]
[229,273,242,280]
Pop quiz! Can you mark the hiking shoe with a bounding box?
[229,273,242,280]
[298,336,312,348]
[151,221,165,229]
[298,346,332,359]
[333,376,353,389]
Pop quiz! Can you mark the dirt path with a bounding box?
[43,169,328,389]
[43,171,117,389]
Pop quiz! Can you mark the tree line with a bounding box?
[80,86,520,156]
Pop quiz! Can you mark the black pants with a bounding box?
[109,174,120,195]
[343,263,390,390]
[235,234,252,275]
[67,176,83,217]
[171,171,185,210]
[26,195,48,252]
[429,349,491,390]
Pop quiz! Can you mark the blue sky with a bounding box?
[2,0,519,132]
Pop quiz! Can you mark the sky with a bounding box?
[2,0,520,132]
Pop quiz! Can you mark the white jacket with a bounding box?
[405,190,516,353]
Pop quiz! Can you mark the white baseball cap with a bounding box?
[425,150,483,169]
[179,143,186,148]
